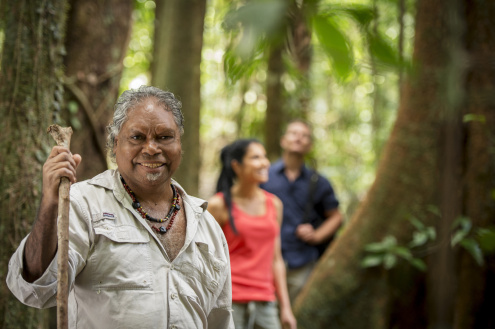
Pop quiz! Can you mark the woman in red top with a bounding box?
[208,139,296,329]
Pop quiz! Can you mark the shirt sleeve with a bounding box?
[318,176,340,211]
[207,238,234,329]
[6,188,91,309]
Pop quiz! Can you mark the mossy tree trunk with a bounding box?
[151,0,206,196]
[63,0,133,180]
[294,0,495,328]
[0,0,68,328]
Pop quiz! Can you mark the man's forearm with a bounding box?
[22,200,59,283]
[315,210,342,243]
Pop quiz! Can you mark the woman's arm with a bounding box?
[207,194,229,227]
[272,196,297,329]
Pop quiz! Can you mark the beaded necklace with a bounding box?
[120,175,181,234]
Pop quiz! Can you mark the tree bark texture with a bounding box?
[295,0,495,328]
[0,0,68,328]
[63,0,133,180]
[288,0,315,119]
[454,1,495,328]
[264,43,285,161]
[151,0,206,196]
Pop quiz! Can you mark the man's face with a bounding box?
[280,122,312,155]
[114,98,182,191]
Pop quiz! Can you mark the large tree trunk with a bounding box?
[264,43,285,161]
[288,0,315,119]
[151,0,206,196]
[454,1,495,328]
[64,0,133,180]
[0,0,68,328]
[295,0,495,328]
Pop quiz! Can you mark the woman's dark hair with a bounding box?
[215,138,261,234]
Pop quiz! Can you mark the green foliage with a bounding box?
[221,0,287,85]
[361,221,429,272]
[451,216,486,266]
[463,113,486,123]
[312,14,354,80]
[362,215,495,272]
[119,0,155,92]
[223,42,266,85]
[478,227,495,254]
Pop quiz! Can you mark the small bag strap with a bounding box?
[303,167,319,224]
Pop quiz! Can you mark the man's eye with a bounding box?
[131,135,143,140]
[159,135,173,140]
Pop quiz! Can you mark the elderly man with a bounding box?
[7,86,234,328]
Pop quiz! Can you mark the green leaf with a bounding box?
[318,4,374,27]
[313,14,353,80]
[382,235,397,248]
[478,228,495,253]
[410,258,427,272]
[364,243,387,252]
[383,253,397,269]
[451,229,469,247]
[223,0,287,35]
[394,246,412,260]
[410,231,428,248]
[427,205,441,217]
[460,238,484,266]
[367,31,399,68]
[361,255,383,268]
[427,227,437,240]
[70,117,82,131]
[408,216,425,230]
[341,6,374,26]
[463,114,486,123]
[223,45,265,84]
[68,101,79,114]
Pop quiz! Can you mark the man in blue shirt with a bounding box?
[262,119,342,303]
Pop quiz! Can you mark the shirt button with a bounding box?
[170,265,175,270]
[171,293,177,299]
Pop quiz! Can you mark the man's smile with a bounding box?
[140,162,165,168]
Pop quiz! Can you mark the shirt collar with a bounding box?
[274,159,311,178]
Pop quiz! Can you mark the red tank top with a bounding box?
[219,190,279,302]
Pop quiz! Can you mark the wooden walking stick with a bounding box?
[47,125,73,329]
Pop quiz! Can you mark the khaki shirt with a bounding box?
[7,170,234,329]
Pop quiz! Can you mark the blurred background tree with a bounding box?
[0,1,69,328]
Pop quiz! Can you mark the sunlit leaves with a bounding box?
[223,42,266,85]
[222,0,287,59]
[318,3,374,27]
[312,14,354,80]
[367,31,401,69]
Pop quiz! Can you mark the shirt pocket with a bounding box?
[90,222,152,290]
[178,242,227,302]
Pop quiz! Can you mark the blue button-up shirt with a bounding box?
[261,160,339,268]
